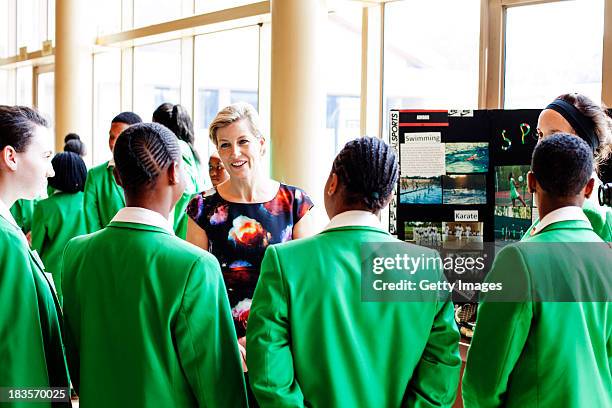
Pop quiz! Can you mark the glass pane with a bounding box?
[504,0,604,108]
[17,0,43,51]
[194,27,259,160]
[133,40,181,123]
[195,0,257,14]
[36,71,54,130]
[93,51,121,165]
[94,0,121,35]
[133,0,182,28]
[383,0,480,115]
[0,0,9,58]
[326,3,362,153]
[48,0,55,42]
[16,66,33,106]
[0,69,11,104]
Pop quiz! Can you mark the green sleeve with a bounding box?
[83,172,102,233]
[60,239,81,393]
[10,199,35,233]
[583,200,612,242]
[462,246,533,408]
[30,202,47,258]
[247,246,305,408]
[404,256,461,408]
[174,255,248,407]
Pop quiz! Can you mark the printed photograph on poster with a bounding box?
[495,165,533,207]
[400,132,445,177]
[442,175,487,205]
[494,209,532,247]
[399,176,442,204]
[441,222,484,250]
[445,143,489,173]
[404,222,442,247]
[494,205,532,220]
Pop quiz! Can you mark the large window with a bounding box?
[326,3,362,153]
[504,0,604,108]
[193,26,260,159]
[92,50,121,165]
[133,40,181,123]
[0,0,11,58]
[35,69,54,129]
[383,0,480,114]
[94,0,121,36]
[0,69,11,104]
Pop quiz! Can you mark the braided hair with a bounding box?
[113,123,181,192]
[332,136,399,212]
[152,103,200,162]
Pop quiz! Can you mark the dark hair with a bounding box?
[152,103,199,162]
[531,133,593,197]
[0,105,48,153]
[48,152,88,193]
[332,136,399,212]
[113,122,181,192]
[112,111,142,126]
[63,133,87,156]
[555,93,612,168]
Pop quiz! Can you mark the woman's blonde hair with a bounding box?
[208,102,263,145]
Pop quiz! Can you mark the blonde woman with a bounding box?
[186,102,315,339]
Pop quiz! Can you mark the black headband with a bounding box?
[545,99,599,152]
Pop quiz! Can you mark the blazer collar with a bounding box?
[0,197,19,229]
[111,207,175,235]
[530,206,589,237]
[537,219,593,235]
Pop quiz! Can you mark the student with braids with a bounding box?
[153,103,205,238]
[248,137,461,407]
[61,123,248,408]
[82,111,142,233]
[531,92,612,241]
[0,106,70,400]
[31,151,88,305]
[463,134,611,407]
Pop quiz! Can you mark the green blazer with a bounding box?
[173,141,206,239]
[83,161,125,233]
[463,220,611,407]
[9,199,36,234]
[61,221,248,407]
[524,200,612,242]
[0,215,70,407]
[31,191,87,305]
[247,226,461,408]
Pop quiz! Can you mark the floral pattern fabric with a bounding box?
[187,183,313,336]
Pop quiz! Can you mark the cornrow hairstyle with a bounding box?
[531,133,593,197]
[556,93,612,168]
[112,111,142,126]
[152,103,200,162]
[63,133,86,156]
[113,122,181,192]
[332,136,399,212]
[48,152,88,193]
[0,105,48,153]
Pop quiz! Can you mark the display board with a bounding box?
[388,108,541,309]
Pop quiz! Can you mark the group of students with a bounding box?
[0,92,610,408]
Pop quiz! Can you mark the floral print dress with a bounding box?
[187,183,313,336]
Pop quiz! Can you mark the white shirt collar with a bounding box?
[530,205,589,236]
[107,159,115,168]
[0,197,20,229]
[324,210,382,231]
[111,207,175,235]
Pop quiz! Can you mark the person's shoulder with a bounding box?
[279,182,310,199]
[157,232,220,267]
[0,219,27,250]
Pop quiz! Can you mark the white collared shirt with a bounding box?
[107,159,115,168]
[530,206,589,236]
[111,207,175,235]
[324,210,382,231]
[0,197,20,229]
